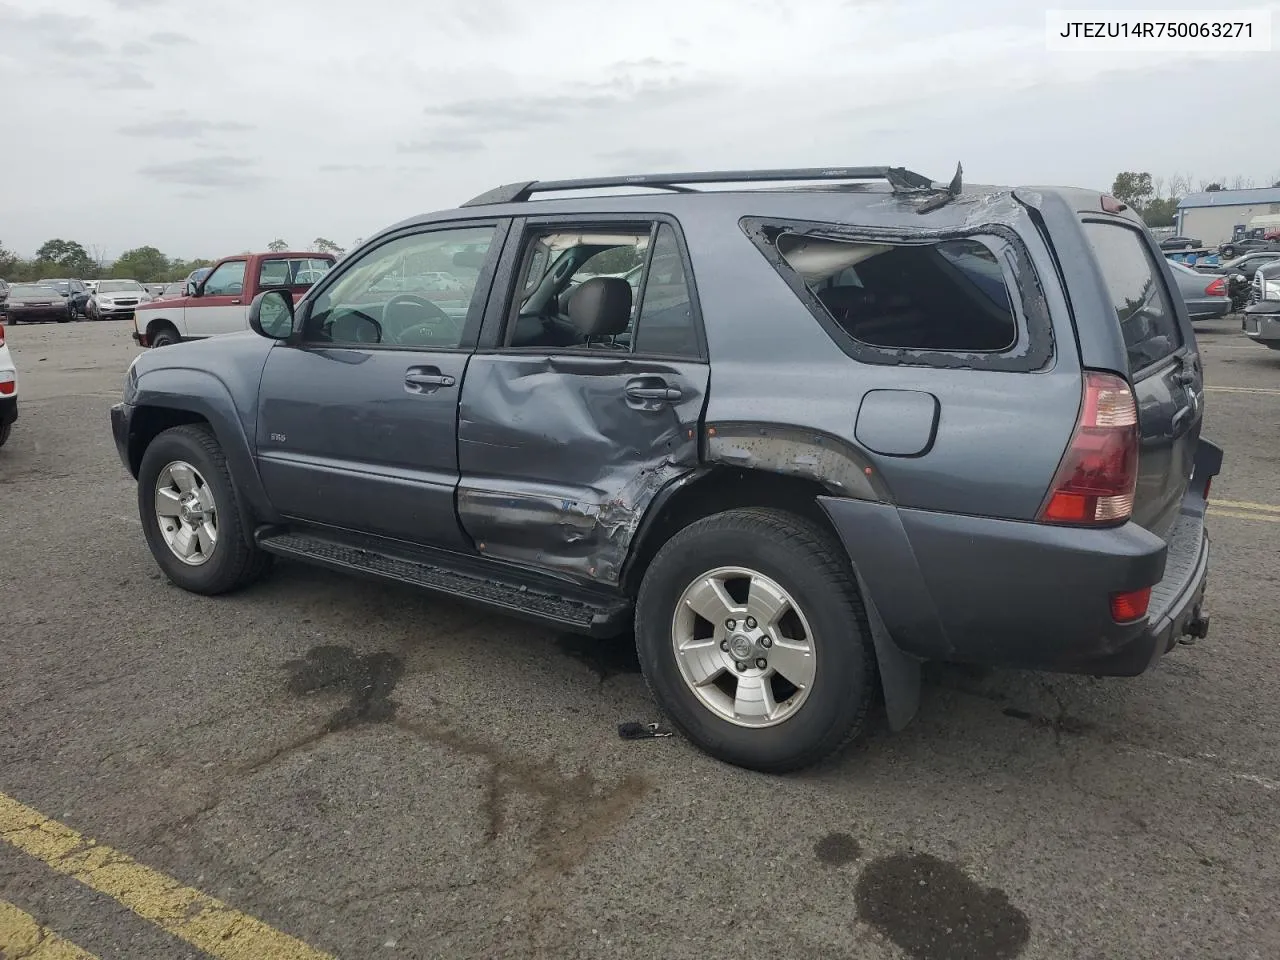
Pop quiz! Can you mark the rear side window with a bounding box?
[1081,221,1182,374]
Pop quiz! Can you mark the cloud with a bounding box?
[139,156,266,188]
[121,40,151,56]
[396,137,485,154]
[148,30,194,45]
[104,67,153,90]
[319,163,385,173]
[422,78,722,131]
[107,0,165,7]
[595,146,685,169]
[120,117,254,139]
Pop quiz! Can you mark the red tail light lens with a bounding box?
[1204,277,1226,296]
[1038,371,1139,525]
[0,323,5,347]
[1110,586,1152,623]
[0,379,13,396]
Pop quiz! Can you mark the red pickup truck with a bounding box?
[132,251,335,348]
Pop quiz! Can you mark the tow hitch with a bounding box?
[1179,607,1210,644]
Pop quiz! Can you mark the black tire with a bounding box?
[137,424,270,595]
[1222,246,1235,258]
[635,507,876,773]
[150,326,180,348]
[0,420,11,448]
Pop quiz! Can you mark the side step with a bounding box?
[256,530,632,637]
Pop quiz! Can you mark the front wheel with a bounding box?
[1222,246,1235,258]
[635,508,876,773]
[137,424,270,594]
[150,326,180,348]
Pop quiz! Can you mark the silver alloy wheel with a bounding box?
[154,460,218,566]
[671,565,817,728]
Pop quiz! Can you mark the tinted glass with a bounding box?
[202,261,247,297]
[633,224,699,358]
[11,285,57,297]
[258,257,333,288]
[1081,222,1182,374]
[306,226,494,348]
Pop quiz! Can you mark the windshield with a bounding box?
[11,284,58,297]
[41,280,71,293]
[98,280,143,293]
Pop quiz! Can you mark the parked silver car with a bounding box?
[1166,260,1231,321]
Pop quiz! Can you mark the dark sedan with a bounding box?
[1159,234,1202,251]
[40,278,91,318]
[2,284,73,324]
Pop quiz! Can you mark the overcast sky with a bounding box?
[3,0,1278,261]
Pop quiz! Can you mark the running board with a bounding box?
[255,530,632,637]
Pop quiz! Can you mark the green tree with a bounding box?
[34,239,94,278]
[312,237,344,255]
[112,246,171,282]
[267,239,289,252]
[167,258,213,282]
[0,241,19,277]
[1141,197,1179,228]
[1110,172,1154,209]
[1204,183,1223,192]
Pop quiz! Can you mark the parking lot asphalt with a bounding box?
[1,317,1278,960]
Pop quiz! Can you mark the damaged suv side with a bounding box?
[110,166,1221,773]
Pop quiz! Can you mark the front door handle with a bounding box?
[625,380,682,403]
[230,299,242,305]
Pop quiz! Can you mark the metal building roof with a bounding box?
[1178,187,1280,209]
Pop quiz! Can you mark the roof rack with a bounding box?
[460,165,942,207]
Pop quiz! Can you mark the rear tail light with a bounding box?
[1110,587,1152,623]
[1204,277,1226,296]
[0,323,5,346]
[0,375,14,396]
[1038,371,1139,525]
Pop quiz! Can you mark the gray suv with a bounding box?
[109,165,1222,772]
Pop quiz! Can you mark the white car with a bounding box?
[0,321,17,448]
[88,279,151,320]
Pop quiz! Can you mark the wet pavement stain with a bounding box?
[855,852,1030,960]
[814,832,862,865]
[283,644,405,731]
[555,634,641,684]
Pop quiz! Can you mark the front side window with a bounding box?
[202,261,246,297]
[304,226,494,348]
[1081,221,1182,374]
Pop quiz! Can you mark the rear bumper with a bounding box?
[819,437,1223,677]
[110,402,134,474]
[1186,297,1231,321]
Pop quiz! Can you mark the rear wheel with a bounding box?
[1222,246,1236,258]
[138,424,270,594]
[0,420,11,448]
[635,508,875,773]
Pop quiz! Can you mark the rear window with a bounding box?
[259,257,332,288]
[777,234,1019,352]
[1081,221,1182,374]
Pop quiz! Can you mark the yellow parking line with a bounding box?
[1212,499,1280,514]
[1203,385,1280,396]
[1209,507,1280,523]
[0,899,101,959]
[0,792,334,960]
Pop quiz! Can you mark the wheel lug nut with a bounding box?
[719,639,729,652]
[760,636,772,648]
[756,658,768,670]
[745,617,757,629]
[735,661,747,672]
[725,618,737,630]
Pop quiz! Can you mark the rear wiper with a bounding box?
[916,163,964,215]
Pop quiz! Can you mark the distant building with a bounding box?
[1176,187,1280,245]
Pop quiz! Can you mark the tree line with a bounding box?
[0,237,349,284]
[1111,171,1280,228]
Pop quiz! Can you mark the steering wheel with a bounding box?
[384,294,461,346]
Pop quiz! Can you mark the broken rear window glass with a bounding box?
[776,234,1018,353]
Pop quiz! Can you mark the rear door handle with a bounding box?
[625,381,682,402]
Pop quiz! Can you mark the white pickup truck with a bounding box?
[132,250,335,348]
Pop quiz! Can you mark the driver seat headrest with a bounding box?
[568,277,632,337]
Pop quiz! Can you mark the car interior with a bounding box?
[779,234,1020,352]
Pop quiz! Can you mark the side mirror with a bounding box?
[185,280,200,296]
[249,289,295,341]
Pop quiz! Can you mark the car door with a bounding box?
[255,221,507,549]
[457,217,710,585]
[187,258,249,337]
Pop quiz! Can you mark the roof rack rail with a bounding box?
[460,166,940,207]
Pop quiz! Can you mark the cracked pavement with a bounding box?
[0,318,1278,959]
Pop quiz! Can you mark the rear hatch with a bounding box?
[1077,218,1203,540]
